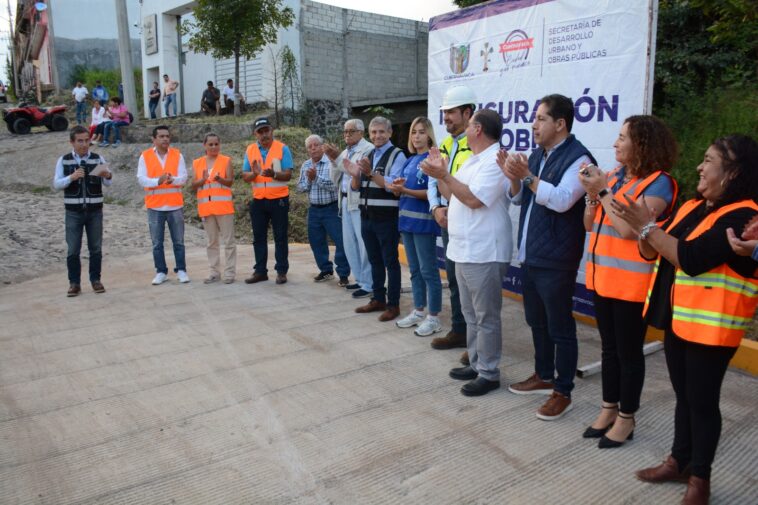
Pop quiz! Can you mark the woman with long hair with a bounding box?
[579,115,678,448]
[614,134,758,504]
[388,117,443,336]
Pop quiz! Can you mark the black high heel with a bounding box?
[582,404,617,438]
[598,412,635,449]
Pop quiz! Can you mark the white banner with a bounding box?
[428,0,656,171]
[428,0,657,314]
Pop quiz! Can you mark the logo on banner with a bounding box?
[499,30,534,72]
[444,43,474,81]
[480,42,494,72]
[449,43,470,74]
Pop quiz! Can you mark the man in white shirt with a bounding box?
[222,79,245,114]
[499,94,595,420]
[72,82,89,125]
[422,109,513,397]
[53,125,112,296]
[136,126,189,285]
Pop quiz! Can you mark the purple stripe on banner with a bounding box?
[430,0,554,32]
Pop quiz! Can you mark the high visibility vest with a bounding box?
[143,148,184,208]
[193,154,234,217]
[439,134,471,176]
[586,169,677,302]
[643,199,758,347]
[245,140,288,199]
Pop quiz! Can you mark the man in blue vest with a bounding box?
[344,116,407,322]
[53,125,113,296]
[500,94,595,420]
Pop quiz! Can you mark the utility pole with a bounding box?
[46,0,60,91]
[7,0,19,95]
[115,0,137,122]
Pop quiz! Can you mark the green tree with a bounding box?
[452,0,487,7]
[182,0,295,116]
[280,45,301,125]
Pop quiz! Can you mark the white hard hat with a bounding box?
[440,85,477,111]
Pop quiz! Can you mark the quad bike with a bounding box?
[3,103,69,134]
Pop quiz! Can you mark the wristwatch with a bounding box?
[522,175,535,189]
[598,188,610,199]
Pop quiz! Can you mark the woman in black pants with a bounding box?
[614,134,758,505]
[580,116,678,448]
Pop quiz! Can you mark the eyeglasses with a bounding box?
[343,129,359,135]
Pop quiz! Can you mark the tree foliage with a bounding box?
[182,0,294,115]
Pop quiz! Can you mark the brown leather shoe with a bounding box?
[681,476,709,505]
[245,273,268,284]
[536,391,573,421]
[276,273,287,284]
[67,284,81,297]
[635,455,691,483]
[91,281,106,294]
[460,351,469,365]
[378,305,400,322]
[430,330,466,349]
[355,299,386,313]
[508,373,554,395]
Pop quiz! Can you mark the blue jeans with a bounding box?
[361,216,400,306]
[65,208,103,284]
[75,101,87,124]
[250,197,289,274]
[521,265,578,396]
[402,232,442,313]
[442,228,466,334]
[164,94,177,116]
[103,121,128,143]
[308,201,349,277]
[341,201,372,291]
[147,208,186,274]
[149,100,158,119]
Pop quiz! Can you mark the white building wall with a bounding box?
[139,0,302,118]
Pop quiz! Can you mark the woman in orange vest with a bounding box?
[613,134,758,505]
[190,133,236,283]
[579,116,678,449]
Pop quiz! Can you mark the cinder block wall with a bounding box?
[300,0,428,125]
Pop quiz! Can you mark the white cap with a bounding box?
[440,85,477,111]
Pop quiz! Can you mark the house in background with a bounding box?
[139,0,428,136]
[13,0,141,100]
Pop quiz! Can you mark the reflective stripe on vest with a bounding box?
[246,140,288,199]
[399,209,434,221]
[64,197,104,204]
[585,169,677,302]
[143,147,183,208]
[643,199,758,347]
[194,155,234,217]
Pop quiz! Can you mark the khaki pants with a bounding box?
[204,213,236,280]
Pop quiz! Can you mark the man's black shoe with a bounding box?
[345,283,360,290]
[461,377,500,397]
[314,271,333,282]
[449,366,478,381]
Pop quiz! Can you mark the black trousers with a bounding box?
[594,293,646,413]
[665,329,737,479]
[249,197,289,275]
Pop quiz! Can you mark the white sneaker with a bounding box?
[152,272,168,285]
[414,317,443,337]
[396,311,425,328]
[177,270,191,283]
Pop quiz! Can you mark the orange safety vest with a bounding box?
[586,169,677,302]
[143,147,184,209]
[193,154,234,217]
[643,199,758,347]
[245,140,288,199]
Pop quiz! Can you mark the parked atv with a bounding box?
[3,103,69,134]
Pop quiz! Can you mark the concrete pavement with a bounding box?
[1,244,755,504]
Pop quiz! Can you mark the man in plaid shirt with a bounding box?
[297,134,350,283]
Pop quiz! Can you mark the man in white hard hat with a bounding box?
[428,85,476,355]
